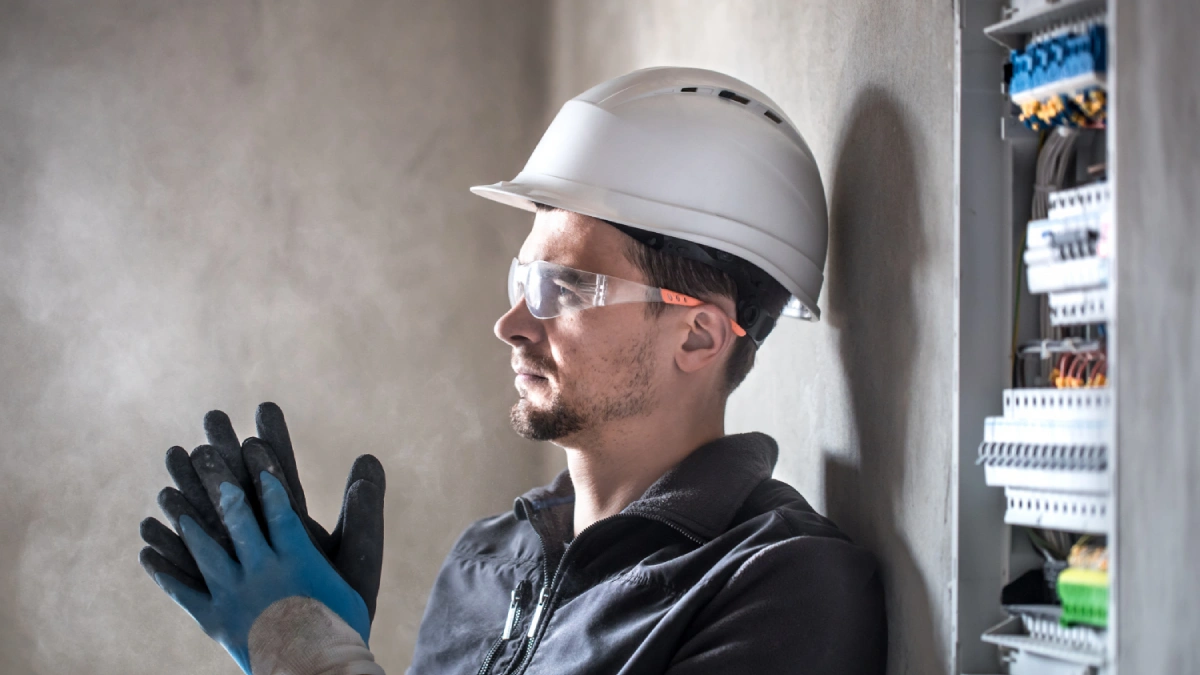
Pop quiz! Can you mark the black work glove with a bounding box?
[138,402,387,620]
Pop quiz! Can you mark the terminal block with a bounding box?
[1009,20,1107,130]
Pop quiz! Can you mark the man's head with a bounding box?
[476,67,829,444]
[494,206,790,443]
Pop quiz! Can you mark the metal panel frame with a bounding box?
[955,1,1119,672]
[955,1,1012,671]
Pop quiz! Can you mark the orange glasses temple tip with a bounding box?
[658,290,747,337]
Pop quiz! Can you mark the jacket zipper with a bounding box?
[498,531,551,675]
[525,585,548,639]
[476,581,530,675]
[509,512,704,674]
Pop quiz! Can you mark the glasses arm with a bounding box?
[599,276,747,338]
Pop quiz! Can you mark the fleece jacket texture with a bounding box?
[407,432,887,675]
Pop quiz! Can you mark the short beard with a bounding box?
[509,336,656,442]
[510,397,587,441]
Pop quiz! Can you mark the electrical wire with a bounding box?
[1010,221,1030,387]
[1012,127,1081,388]
[1033,127,1080,220]
[1014,338,1106,388]
[1030,528,1079,561]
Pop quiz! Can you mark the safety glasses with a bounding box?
[507,258,746,337]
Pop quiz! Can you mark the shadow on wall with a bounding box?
[822,86,943,675]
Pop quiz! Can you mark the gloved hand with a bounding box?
[152,447,383,675]
[139,403,386,618]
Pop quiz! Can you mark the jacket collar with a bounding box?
[513,432,779,546]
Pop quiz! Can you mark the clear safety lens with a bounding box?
[508,258,601,319]
[507,257,521,307]
[505,258,746,337]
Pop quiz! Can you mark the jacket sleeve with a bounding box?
[663,536,887,675]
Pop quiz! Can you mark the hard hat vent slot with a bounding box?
[680,87,698,93]
[718,89,750,105]
[763,110,783,124]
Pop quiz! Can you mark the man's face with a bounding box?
[494,209,667,443]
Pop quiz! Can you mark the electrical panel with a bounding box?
[966,0,1114,673]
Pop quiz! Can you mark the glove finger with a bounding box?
[166,446,224,539]
[189,446,249,562]
[243,438,332,557]
[204,412,272,567]
[330,455,386,547]
[140,516,204,582]
[179,514,238,583]
[150,552,215,618]
[336,479,385,621]
[255,471,311,559]
[203,409,252,491]
[139,545,207,595]
[347,454,386,491]
[158,486,236,559]
[215,481,270,569]
[254,402,307,513]
[190,445,240,512]
[240,437,332,554]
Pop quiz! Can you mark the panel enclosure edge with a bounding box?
[955,0,1011,672]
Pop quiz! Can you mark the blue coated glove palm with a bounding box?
[154,470,371,674]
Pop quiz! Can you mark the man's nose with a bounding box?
[494,297,546,347]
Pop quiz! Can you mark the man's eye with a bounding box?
[554,282,585,305]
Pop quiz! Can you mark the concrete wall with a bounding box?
[548,2,957,673]
[0,2,549,673]
[1114,0,1200,671]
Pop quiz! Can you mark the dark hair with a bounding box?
[532,203,791,394]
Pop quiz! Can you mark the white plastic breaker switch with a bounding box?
[1025,182,1112,296]
[1048,289,1108,326]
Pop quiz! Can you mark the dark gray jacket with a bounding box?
[408,433,886,674]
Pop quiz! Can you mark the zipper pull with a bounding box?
[526,585,549,639]
[501,582,529,640]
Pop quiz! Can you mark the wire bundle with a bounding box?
[1011,128,1083,387]
[1051,350,1107,388]
[1033,128,1080,219]
[1014,128,1078,377]
[1013,338,1106,388]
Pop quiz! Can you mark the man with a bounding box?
[139,67,887,674]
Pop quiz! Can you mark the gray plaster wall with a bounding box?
[0,2,551,673]
[1114,0,1200,670]
[1,2,966,673]
[547,2,958,673]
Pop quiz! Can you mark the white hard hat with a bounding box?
[471,66,828,343]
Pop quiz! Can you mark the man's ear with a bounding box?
[675,305,737,374]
